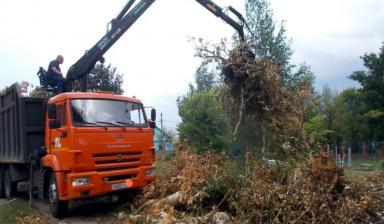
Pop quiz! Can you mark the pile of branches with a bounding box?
[192,38,316,152]
[222,43,292,136]
[238,154,384,223]
[117,140,236,223]
[117,144,384,224]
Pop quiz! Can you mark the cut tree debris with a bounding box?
[116,35,384,223]
[306,155,344,192]
[192,37,316,153]
[120,143,384,224]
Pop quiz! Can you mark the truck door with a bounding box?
[49,101,70,164]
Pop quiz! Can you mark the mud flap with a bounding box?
[38,172,45,200]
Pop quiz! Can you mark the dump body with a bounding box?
[0,83,46,164]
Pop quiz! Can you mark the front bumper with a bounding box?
[61,165,156,200]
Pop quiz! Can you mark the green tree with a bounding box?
[308,84,343,149]
[306,115,333,144]
[349,43,384,140]
[29,86,54,98]
[177,61,234,153]
[319,84,339,145]
[87,63,124,95]
[332,90,348,145]
[244,0,315,91]
[314,86,369,152]
[195,64,217,92]
[245,0,292,76]
[177,90,233,153]
[337,88,368,152]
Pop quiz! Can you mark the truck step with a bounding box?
[17,181,30,192]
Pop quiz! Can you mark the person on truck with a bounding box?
[48,55,65,94]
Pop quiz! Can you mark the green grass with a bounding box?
[0,198,36,223]
[339,158,383,179]
[154,159,167,175]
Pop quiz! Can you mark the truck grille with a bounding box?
[92,152,142,166]
[93,151,142,157]
[95,158,140,165]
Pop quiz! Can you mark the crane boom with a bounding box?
[63,0,246,92]
[195,0,245,41]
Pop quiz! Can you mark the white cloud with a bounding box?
[1,0,383,131]
[268,0,384,83]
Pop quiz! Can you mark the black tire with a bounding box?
[4,169,15,200]
[49,173,68,218]
[0,169,5,198]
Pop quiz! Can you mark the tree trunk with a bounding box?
[306,155,343,192]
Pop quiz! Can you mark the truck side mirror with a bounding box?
[151,109,156,121]
[49,120,61,129]
[150,121,156,129]
[48,104,56,119]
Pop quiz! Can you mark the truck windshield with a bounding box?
[70,99,147,128]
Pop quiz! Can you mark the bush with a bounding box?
[165,153,173,161]
[203,160,243,213]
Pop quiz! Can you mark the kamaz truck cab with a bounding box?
[42,91,157,217]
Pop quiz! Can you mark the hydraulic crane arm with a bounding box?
[195,0,245,41]
[65,0,246,92]
[66,0,155,92]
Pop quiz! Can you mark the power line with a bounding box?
[162,120,181,123]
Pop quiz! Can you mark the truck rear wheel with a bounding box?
[4,169,16,200]
[49,173,68,218]
[0,169,5,198]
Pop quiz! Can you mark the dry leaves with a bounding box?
[124,145,384,224]
[14,212,54,224]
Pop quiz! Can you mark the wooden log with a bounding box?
[150,190,204,210]
[306,155,343,191]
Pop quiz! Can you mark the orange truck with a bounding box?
[0,83,157,217]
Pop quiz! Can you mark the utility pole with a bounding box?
[161,113,163,151]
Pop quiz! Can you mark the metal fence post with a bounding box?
[348,148,352,168]
[335,146,338,165]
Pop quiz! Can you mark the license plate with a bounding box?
[112,183,128,190]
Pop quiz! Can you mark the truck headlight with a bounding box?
[72,177,90,186]
[146,169,155,177]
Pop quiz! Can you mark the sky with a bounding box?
[0,0,383,132]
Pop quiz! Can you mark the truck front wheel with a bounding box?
[49,173,68,218]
